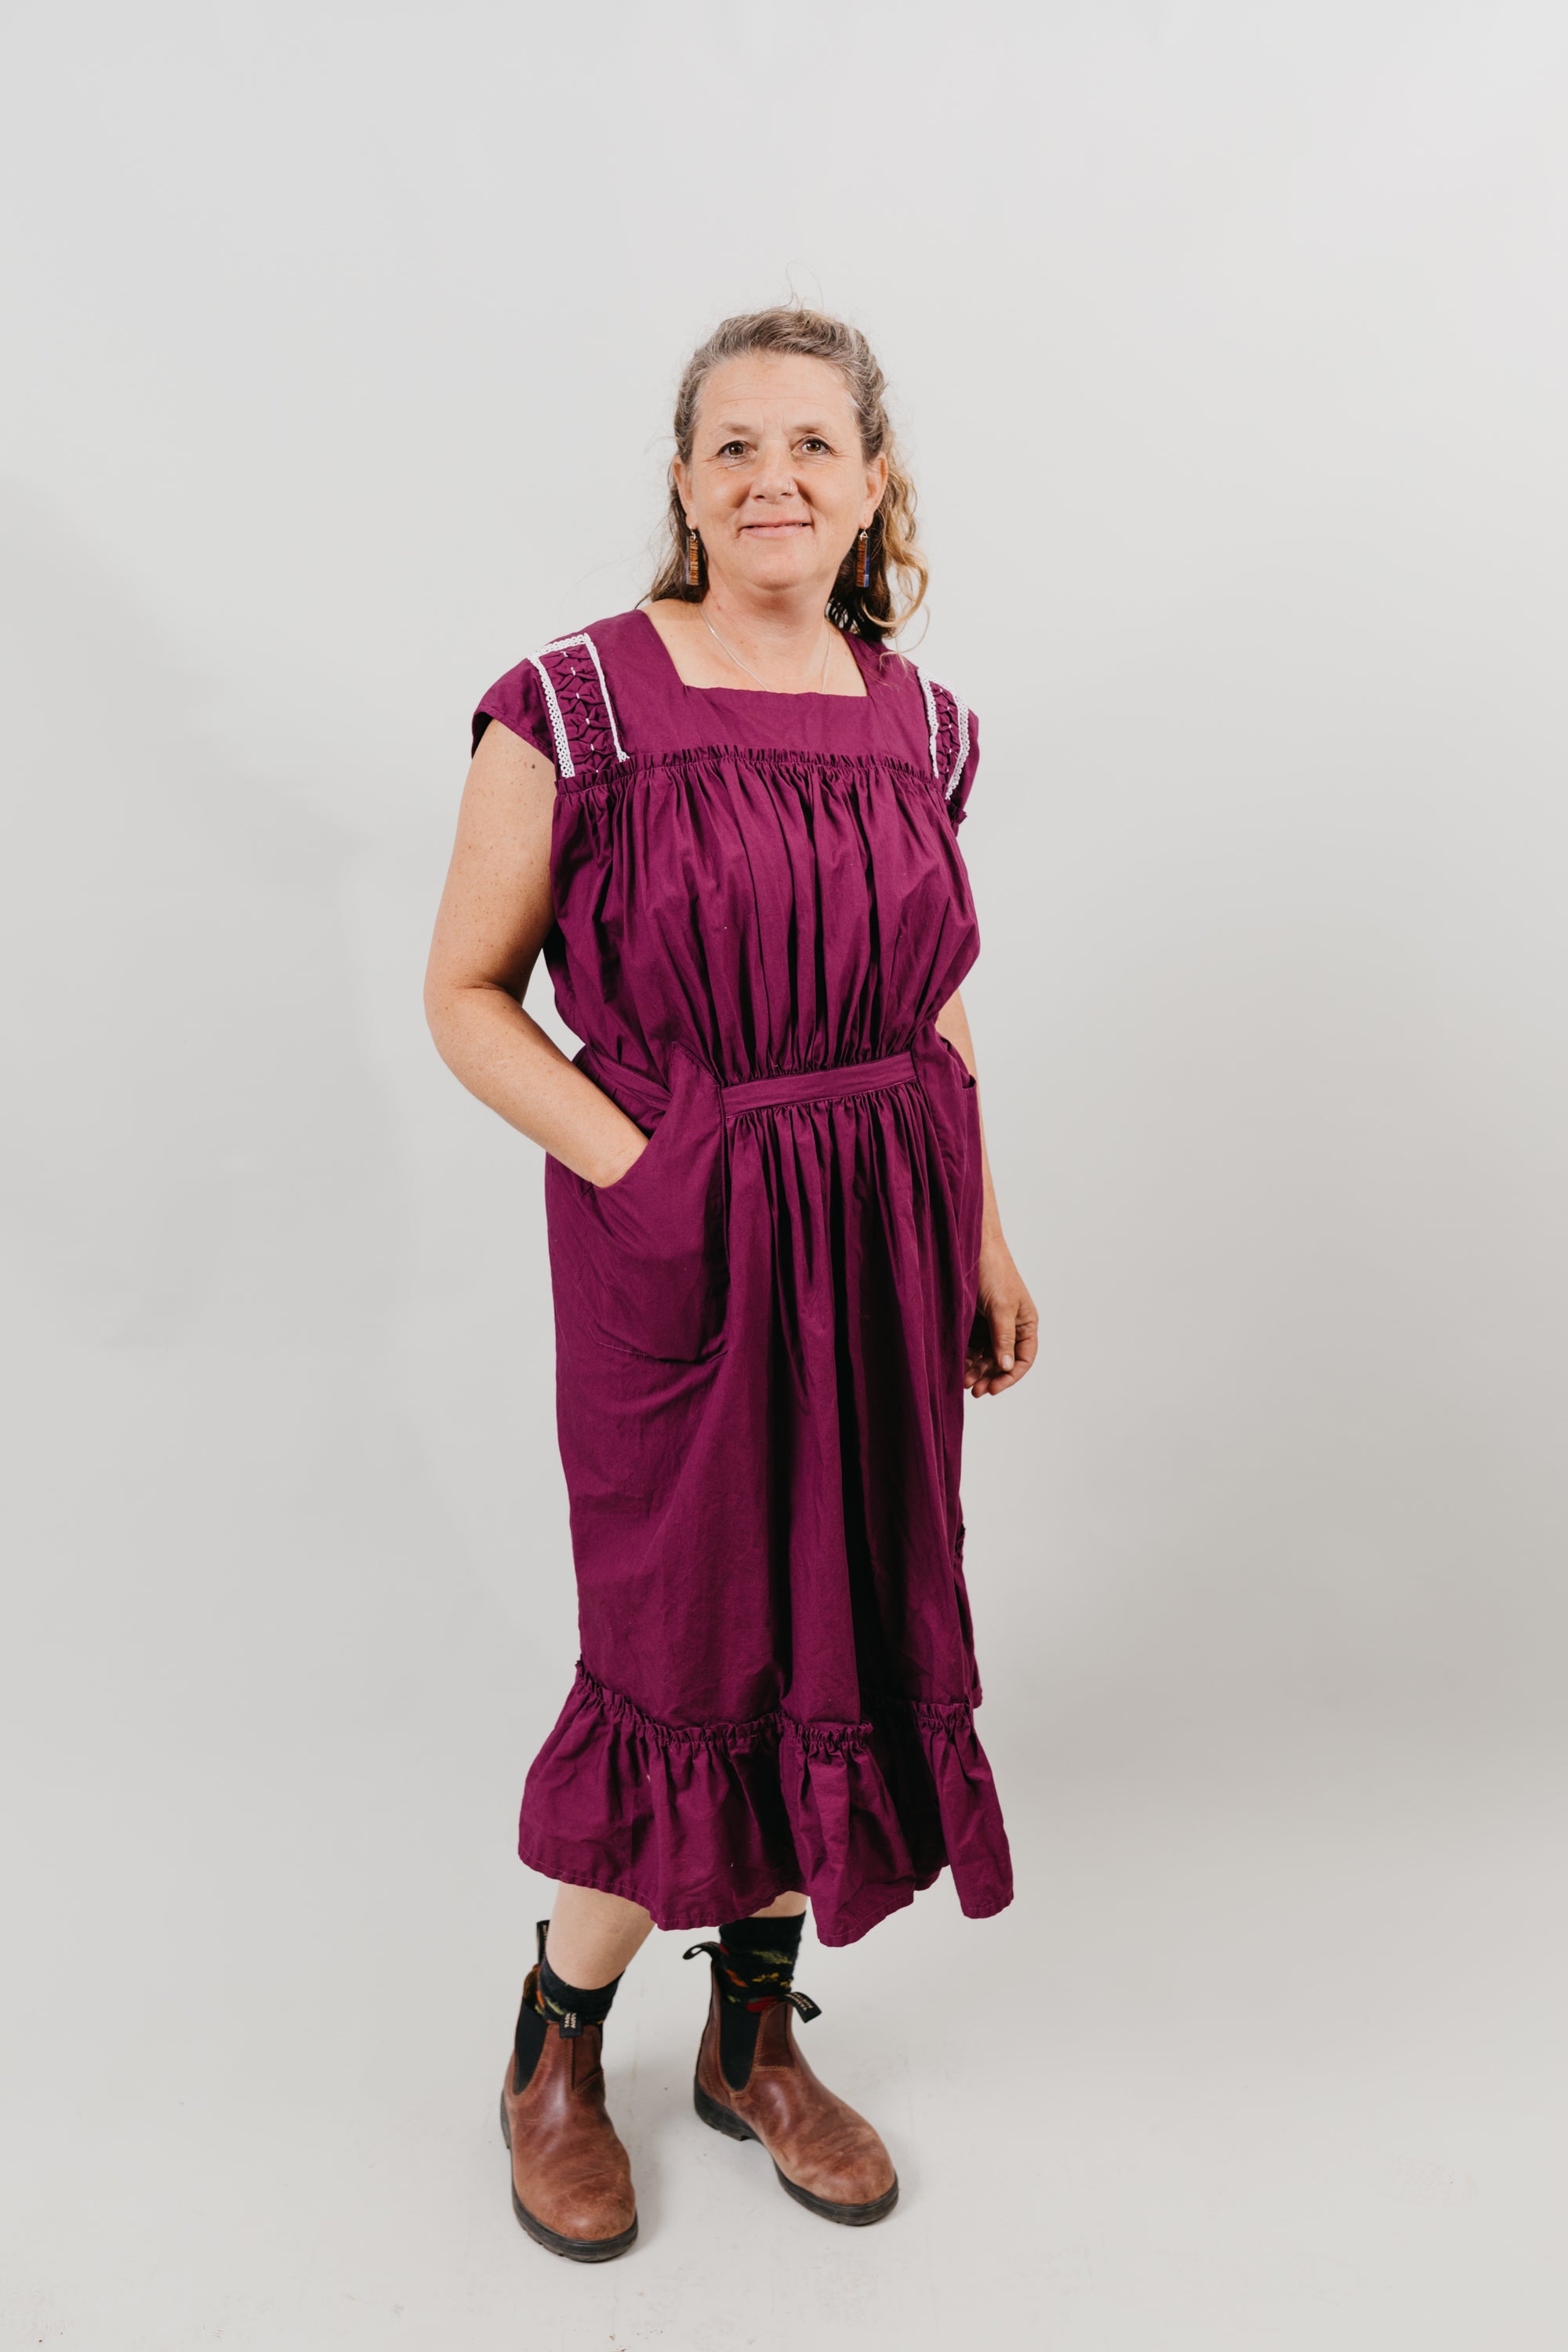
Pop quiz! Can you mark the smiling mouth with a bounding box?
[742,520,811,534]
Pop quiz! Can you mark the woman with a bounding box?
[425,306,1036,2261]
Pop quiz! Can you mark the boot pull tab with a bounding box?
[533,1918,583,2038]
[782,1989,822,2024]
[683,1940,724,1962]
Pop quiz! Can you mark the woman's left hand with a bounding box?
[965,1240,1039,1397]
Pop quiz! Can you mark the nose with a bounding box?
[749,432,798,503]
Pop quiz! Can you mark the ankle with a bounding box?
[537,1943,623,2037]
[513,1919,625,2092]
[715,1911,806,2001]
[689,1911,815,2089]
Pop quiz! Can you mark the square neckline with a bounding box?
[633,604,879,704]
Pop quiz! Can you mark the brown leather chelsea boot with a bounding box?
[684,1940,898,2225]
[499,1962,637,2261]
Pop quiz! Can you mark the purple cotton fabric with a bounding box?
[473,608,1013,1945]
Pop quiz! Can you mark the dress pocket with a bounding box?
[911,1021,984,1308]
[546,1044,730,1363]
[937,1029,978,1091]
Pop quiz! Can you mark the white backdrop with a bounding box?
[4,5,1566,2347]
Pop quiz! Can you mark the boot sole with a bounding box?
[499,2087,638,2262]
[692,2077,899,2227]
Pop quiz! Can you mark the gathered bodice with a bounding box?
[474,608,981,1090]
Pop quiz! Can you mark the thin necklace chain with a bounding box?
[702,609,833,693]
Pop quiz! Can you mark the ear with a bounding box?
[862,451,889,524]
[672,456,692,515]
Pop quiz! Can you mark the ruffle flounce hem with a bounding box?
[516,1661,1014,1946]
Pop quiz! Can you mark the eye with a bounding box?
[717,440,749,459]
[800,437,831,454]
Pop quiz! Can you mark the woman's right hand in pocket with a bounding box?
[586,1119,650,1189]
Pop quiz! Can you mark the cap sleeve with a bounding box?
[946,704,979,831]
[471,659,555,765]
[918,669,977,832]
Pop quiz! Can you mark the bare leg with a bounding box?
[543,1884,655,1988]
[749,1890,808,1919]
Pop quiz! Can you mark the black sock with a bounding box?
[713,1912,807,2090]
[513,1919,623,2092]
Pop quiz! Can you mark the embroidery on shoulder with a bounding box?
[525,632,628,780]
[913,664,972,815]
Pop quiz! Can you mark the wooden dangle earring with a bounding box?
[855,526,871,590]
[686,524,701,589]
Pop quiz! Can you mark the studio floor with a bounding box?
[8,1697,1561,2349]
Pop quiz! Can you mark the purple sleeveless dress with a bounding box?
[473,608,1013,1946]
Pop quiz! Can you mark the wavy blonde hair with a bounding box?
[648,306,928,645]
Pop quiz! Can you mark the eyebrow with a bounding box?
[709,419,838,437]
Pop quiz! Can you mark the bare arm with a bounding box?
[423,720,648,1188]
[935,989,1039,1399]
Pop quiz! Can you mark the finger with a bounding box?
[989,1302,1018,1377]
[982,1303,1037,1395]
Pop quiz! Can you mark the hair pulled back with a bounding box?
[648,305,927,645]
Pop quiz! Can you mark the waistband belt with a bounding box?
[720,1050,917,1117]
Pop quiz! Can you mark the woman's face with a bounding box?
[674,353,888,603]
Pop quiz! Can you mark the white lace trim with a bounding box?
[950,694,971,806]
[524,632,629,782]
[525,655,574,778]
[914,664,971,808]
[915,663,940,779]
